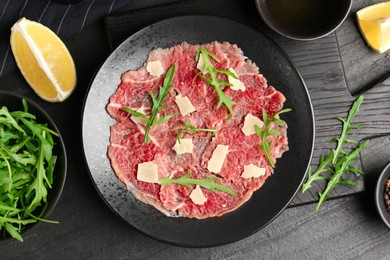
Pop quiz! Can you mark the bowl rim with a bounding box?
[0,90,67,242]
[254,0,354,41]
[375,161,390,230]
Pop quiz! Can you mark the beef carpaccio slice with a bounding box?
[107,41,288,219]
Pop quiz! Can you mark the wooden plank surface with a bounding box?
[1,0,390,258]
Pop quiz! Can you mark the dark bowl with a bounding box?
[375,162,390,229]
[255,0,353,41]
[0,91,67,242]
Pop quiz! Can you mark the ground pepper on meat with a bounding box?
[385,178,390,214]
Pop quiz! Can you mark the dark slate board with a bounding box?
[336,0,390,95]
[103,0,390,207]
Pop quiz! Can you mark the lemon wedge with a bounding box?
[357,1,390,53]
[10,17,76,102]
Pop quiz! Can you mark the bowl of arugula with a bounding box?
[0,91,67,242]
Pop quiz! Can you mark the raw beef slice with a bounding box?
[107,41,288,219]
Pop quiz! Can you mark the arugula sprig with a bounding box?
[196,48,236,120]
[316,140,368,211]
[331,96,363,163]
[0,100,59,242]
[121,64,176,143]
[158,171,237,196]
[177,121,217,143]
[255,108,291,168]
[301,96,368,211]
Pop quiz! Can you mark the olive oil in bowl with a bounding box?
[255,0,352,40]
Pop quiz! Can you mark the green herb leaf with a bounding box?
[301,152,334,193]
[255,108,291,168]
[120,107,148,119]
[0,100,58,242]
[121,65,176,143]
[300,96,368,211]
[158,171,237,196]
[316,140,368,211]
[331,96,363,164]
[196,48,236,120]
[176,121,217,143]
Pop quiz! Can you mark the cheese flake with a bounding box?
[196,54,206,73]
[175,95,196,116]
[137,161,158,183]
[241,164,266,179]
[146,60,164,77]
[130,107,147,125]
[228,68,246,91]
[242,113,264,136]
[207,144,229,173]
[172,138,193,155]
[189,185,208,205]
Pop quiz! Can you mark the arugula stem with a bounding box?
[332,96,363,164]
[255,108,290,168]
[122,65,176,143]
[196,48,236,120]
[300,96,368,211]
[316,140,369,211]
[301,151,333,193]
[177,121,217,143]
[158,171,237,196]
[144,65,175,142]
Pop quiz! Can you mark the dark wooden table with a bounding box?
[1,0,390,259]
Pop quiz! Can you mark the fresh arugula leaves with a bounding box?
[255,108,291,168]
[316,140,368,211]
[158,171,237,196]
[0,101,59,242]
[176,121,217,143]
[121,64,176,143]
[301,96,368,211]
[195,48,236,120]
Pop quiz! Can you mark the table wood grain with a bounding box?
[1,0,390,258]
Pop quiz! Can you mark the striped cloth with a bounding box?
[0,0,131,79]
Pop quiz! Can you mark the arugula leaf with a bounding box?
[255,108,291,168]
[0,100,59,242]
[158,171,237,196]
[177,121,217,143]
[301,96,368,211]
[121,64,176,143]
[316,140,368,211]
[301,152,333,193]
[196,48,236,120]
[331,96,363,164]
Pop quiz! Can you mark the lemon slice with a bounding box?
[357,1,390,54]
[10,17,76,102]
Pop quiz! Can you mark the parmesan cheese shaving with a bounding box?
[196,54,206,73]
[241,164,266,179]
[137,161,158,183]
[242,113,264,136]
[146,60,164,77]
[228,68,246,91]
[189,185,208,205]
[175,95,196,116]
[172,138,193,155]
[207,144,229,173]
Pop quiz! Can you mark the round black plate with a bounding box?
[81,15,314,247]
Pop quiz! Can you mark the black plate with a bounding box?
[81,15,314,247]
